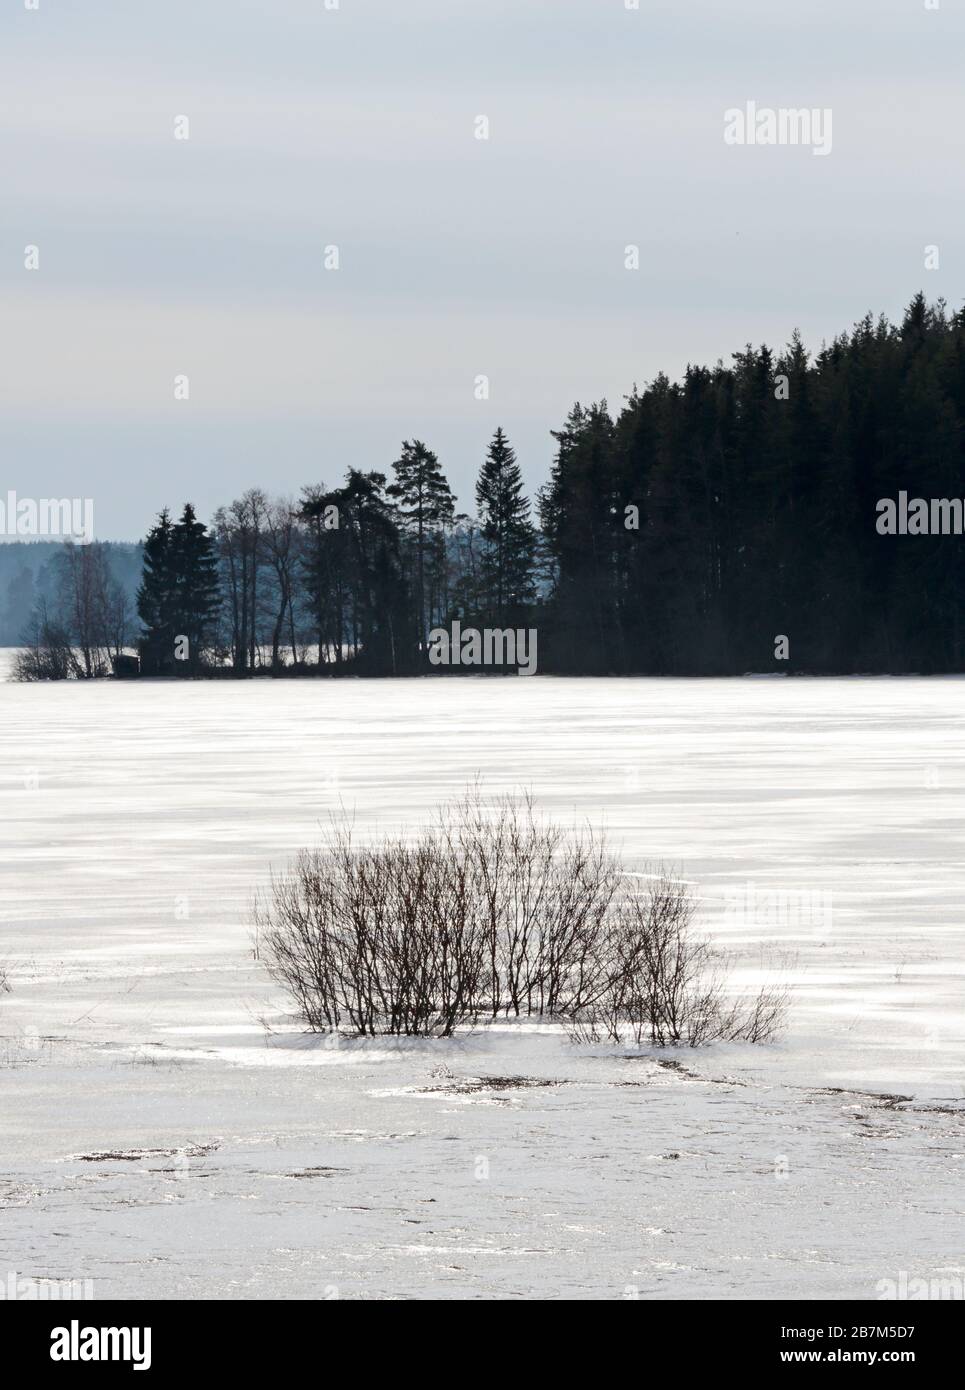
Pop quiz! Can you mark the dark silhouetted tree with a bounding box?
[475,427,536,625]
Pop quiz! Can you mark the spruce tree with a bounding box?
[172,504,221,673]
[137,505,221,674]
[387,440,454,648]
[475,427,536,624]
[136,508,176,674]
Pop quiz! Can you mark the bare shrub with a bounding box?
[256,793,787,1045]
[255,829,488,1037]
[447,791,619,1019]
[570,873,788,1047]
[720,982,789,1044]
[14,603,78,681]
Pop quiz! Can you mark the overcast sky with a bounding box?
[2,0,963,540]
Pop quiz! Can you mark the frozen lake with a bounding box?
[2,668,964,1298]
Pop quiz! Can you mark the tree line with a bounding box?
[540,293,965,674]
[132,429,538,676]
[16,294,965,678]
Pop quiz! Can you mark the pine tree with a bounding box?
[475,427,536,624]
[387,440,454,650]
[172,504,221,673]
[137,508,176,674]
[302,471,413,674]
[342,470,411,674]
[301,483,350,668]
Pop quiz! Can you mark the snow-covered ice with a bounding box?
[2,663,964,1298]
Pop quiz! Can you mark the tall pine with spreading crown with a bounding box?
[387,439,454,649]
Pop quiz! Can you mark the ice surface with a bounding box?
[1,660,963,1298]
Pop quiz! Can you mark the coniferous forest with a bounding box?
[16,295,965,679]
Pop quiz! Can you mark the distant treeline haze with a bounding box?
[15,294,965,678]
[0,541,140,648]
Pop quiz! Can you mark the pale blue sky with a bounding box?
[2,0,962,538]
